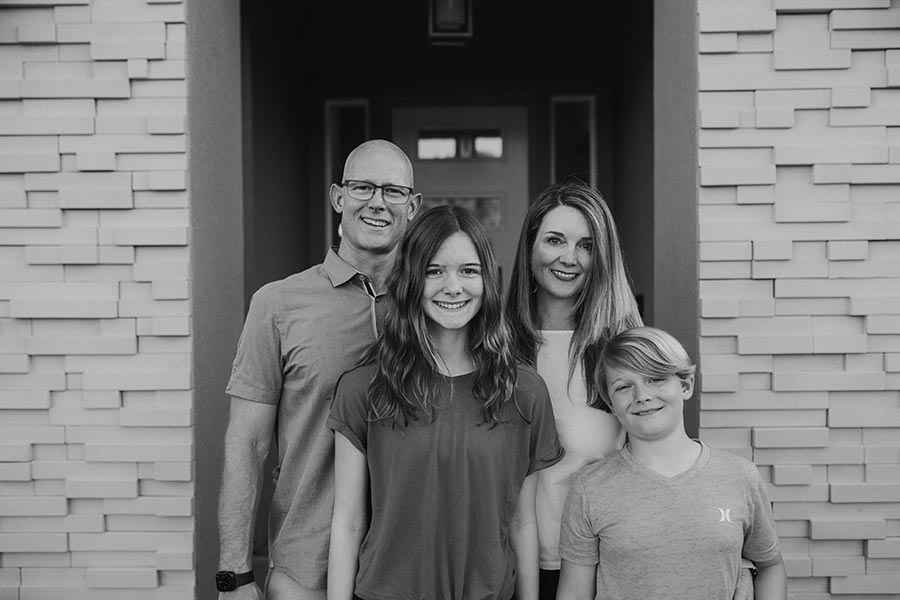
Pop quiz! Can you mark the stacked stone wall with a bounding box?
[0,1,193,598]
[697,0,900,597]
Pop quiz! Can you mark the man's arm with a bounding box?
[217,397,277,600]
[752,559,787,600]
[556,559,596,600]
[327,433,368,600]
[511,472,540,600]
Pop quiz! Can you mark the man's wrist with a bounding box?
[215,569,255,592]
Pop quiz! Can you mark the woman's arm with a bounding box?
[327,433,369,600]
[511,472,540,600]
[752,558,787,600]
[556,559,597,600]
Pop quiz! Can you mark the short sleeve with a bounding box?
[225,287,283,404]
[558,473,599,566]
[742,463,782,568]
[326,368,371,454]
[524,371,565,475]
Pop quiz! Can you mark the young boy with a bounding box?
[557,327,786,600]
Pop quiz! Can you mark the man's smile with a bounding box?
[361,216,389,228]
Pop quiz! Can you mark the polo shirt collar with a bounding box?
[323,248,361,288]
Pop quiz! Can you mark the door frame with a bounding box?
[192,3,699,597]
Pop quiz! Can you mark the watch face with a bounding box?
[216,571,236,592]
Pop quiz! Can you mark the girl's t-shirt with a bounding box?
[327,362,564,600]
[535,330,624,570]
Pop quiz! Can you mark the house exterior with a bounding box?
[0,1,897,599]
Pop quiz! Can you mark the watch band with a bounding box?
[215,569,255,592]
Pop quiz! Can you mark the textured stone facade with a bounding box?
[0,1,192,598]
[697,0,900,597]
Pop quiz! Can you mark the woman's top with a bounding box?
[534,330,624,570]
[327,362,564,600]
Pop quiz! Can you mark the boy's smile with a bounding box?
[604,366,693,441]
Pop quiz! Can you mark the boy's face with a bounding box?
[604,365,693,442]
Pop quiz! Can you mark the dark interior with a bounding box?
[234,0,656,585]
[240,0,655,323]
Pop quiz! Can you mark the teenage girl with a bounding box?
[328,205,564,600]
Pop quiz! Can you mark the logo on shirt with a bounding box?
[716,507,734,523]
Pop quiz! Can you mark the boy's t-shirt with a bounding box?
[559,442,781,600]
[328,362,564,600]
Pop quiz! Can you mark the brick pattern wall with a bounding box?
[697,0,900,597]
[0,1,192,599]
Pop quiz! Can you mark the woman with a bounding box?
[327,205,564,600]
[505,181,642,599]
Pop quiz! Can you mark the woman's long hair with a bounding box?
[367,205,517,426]
[506,181,642,410]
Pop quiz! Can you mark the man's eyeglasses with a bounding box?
[342,180,413,204]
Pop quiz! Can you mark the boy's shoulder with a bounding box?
[572,450,629,486]
[706,444,760,470]
[704,444,766,484]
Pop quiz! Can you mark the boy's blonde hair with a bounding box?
[596,327,696,409]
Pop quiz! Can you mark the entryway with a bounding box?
[393,105,528,289]
[191,2,700,597]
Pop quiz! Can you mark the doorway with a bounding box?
[193,2,701,597]
[393,105,528,289]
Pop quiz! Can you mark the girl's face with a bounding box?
[422,231,484,335]
[530,206,593,305]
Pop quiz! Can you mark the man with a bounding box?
[217,140,421,600]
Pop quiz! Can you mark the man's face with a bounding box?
[330,144,421,257]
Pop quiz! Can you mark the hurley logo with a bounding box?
[716,508,734,523]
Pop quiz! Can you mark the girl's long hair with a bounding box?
[506,181,642,410]
[367,205,517,426]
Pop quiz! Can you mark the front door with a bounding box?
[392,106,529,291]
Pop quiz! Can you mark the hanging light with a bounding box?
[429,0,472,45]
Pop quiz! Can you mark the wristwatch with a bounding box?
[215,570,255,592]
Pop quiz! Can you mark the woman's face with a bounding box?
[530,205,593,305]
[422,231,484,335]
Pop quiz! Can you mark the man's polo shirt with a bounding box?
[226,249,385,588]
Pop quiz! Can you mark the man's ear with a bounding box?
[329,183,344,214]
[681,374,695,399]
[407,192,423,220]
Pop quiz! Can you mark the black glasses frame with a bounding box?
[342,180,414,204]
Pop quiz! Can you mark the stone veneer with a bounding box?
[697,0,900,597]
[0,1,193,598]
